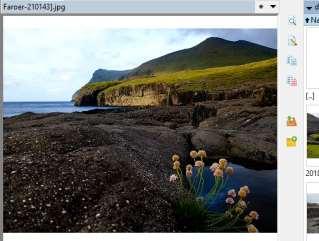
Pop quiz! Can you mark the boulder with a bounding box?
[228,132,277,166]
[191,128,228,159]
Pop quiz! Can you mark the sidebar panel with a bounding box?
[279,0,305,240]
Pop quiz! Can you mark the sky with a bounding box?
[4,20,276,101]
[310,113,319,118]
[308,194,319,204]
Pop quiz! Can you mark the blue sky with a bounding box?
[308,194,319,204]
[4,27,276,101]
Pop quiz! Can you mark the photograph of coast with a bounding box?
[308,112,319,158]
[308,184,319,233]
[4,17,277,233]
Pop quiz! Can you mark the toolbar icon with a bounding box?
[287,75,297,87]
[287,55,297,66]
[288,35,298,46]
[286,136,297,147]
[288,16,297,25]
[287,116,297,127]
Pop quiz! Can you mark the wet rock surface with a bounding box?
[308,203,319,233]
[4,97,276,232]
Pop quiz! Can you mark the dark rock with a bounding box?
[170,91,209,106]
[224,88,252,100]
[191,104,217,127]
[4,112,189,232]
[253,86,277,107]
[81,107,136,114]
[163,122,177,129]
[191,129,228,159]
[74,89,101,106]
[227,132,277,166]
[3,95,277,232]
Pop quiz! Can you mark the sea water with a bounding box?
[3,101,112,117]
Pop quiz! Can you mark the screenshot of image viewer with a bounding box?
[0,0,309,241]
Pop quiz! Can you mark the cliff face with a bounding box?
[73,81,121,106]
[95,83,276,107]
[96,84,208,106]
[97,83,169,106]
[74,57,277,107]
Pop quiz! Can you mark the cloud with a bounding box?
[4,22,276,101]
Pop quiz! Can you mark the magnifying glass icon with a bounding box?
[289,16,296,25]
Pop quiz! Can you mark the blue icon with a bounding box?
[287,55,297,66]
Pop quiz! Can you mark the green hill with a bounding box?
[127,37,276,77]
[105,58,276,93]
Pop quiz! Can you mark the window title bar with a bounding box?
[1,0,278,15]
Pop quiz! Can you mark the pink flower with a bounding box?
[227,189,236,198]
[195,160,205,168]
[249,211,260,220]
[209,163,219,172]
[186,170,193,177]
[225,197,235,205]
[169,174,178,183]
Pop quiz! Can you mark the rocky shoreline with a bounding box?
[4,90,276,232]
[308,203,319,233]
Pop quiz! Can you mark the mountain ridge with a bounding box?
[126,37,276,78]
[73,37,277,106]
[87,37,276,84]
[89,69,132,83]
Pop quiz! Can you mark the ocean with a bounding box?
[3,101,112,117]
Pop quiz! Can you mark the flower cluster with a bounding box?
[168,150,260,233]
[224,186,259,232]
[209,158,234,178]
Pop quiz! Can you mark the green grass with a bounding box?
[100,58,276,95]
[310,133,319,141]
[76,81,123,96]
[308,144,319,158]
[174,194,208,232]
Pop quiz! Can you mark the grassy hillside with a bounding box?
[128,38,276,77]
[308,144,319,158]
[101,58,276,95]
[74,57,277,106]
[308,133,319,158]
